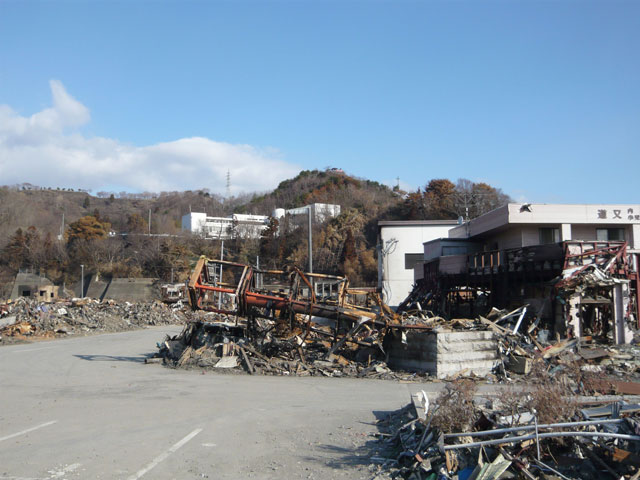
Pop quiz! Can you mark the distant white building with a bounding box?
[377,220,459,308]
[273,203,341,223]
[181,212,270,240]
[182,203,341,239]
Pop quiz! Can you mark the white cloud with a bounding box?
[0,80,300,194]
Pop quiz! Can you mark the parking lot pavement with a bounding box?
[1,327,453,479]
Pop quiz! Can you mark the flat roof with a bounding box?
[378,220,459,227]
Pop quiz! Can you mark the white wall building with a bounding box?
[182,203,342,240]
[181,212,270,240]
[447,203,640,249]
[377,220,459,308]
[276,203,341,223]
[415,203,640,344]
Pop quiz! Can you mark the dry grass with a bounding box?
[499,360,578,425]
[432,379,478,433]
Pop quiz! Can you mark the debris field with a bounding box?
[369,380,640,480]
[0,296,188,344]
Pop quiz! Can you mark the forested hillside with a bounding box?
[0,170,511,297]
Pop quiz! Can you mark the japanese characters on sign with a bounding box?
[596,207,640,221]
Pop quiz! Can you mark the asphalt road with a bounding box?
[0,327,454,480]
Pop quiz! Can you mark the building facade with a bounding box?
[377,220,459,308]
[407,204,640,344]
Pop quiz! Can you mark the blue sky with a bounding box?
[0,0,638,202]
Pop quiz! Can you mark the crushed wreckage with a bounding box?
[153,257,441,379]
[152,256,640,389]
[369,381,640,480]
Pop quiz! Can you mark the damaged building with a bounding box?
[398,203,640,344]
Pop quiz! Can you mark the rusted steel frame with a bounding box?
[193,284,236,294]
[300,298,314,344]
[562,242,622,270]
[294,268,317,304]
[188,257,403,328]
[188,256,250,313]
[558,242,630,288]
[255,269,287,275]
[303,271,346,280]
[211,258,254,269]
[565,246,624,260]
[245,291,291,310]
[241,290,362,323]
[563,242,628,272]
[188,257,208,310]
[346,287,377,294]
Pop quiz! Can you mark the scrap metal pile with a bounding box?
[152,257,433,379]
[370,381,640,480]
[0,296,188,343]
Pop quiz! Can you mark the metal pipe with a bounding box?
[530,459,572,480]
[444,419,624,438]
[534,413,541,461]
[307,206,313,274]
[443,431,640,450]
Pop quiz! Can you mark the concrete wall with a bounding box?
[80,277,159,302]
[378,222,457,308]
[386,329,498,379]
[103,278,158,302]
[423,239,482,261]
[477,223,635,252]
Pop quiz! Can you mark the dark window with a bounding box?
[404,253,424,270]
[596,228,625,241]
[539,227,560,244]
[442,246,468,256]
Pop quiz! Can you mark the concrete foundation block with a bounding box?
[387,329,498,379]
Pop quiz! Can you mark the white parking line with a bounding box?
[127,428,203,480]
[0,421,58,443]
[8,346,58,354]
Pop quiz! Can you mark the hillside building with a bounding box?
[10,272,59,302]
[182,203,341,240]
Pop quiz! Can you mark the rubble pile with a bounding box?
[154,318,429,380]
[369,381,640,480]
[390,304,640,390]
[0,297,188,343]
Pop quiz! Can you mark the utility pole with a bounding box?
[148,209,151,235]
[307,206,313,273]
[218,240,224,310]
[80,264,84,298]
